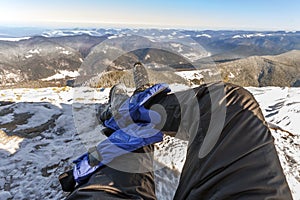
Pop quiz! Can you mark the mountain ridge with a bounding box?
[0,30,300,87]
[218,50,300,87]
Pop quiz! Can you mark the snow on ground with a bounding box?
[41,71,80,81]
[42,30,102,37]
[246,87,300,199]
[0,85,299,200]
[175,70,204,80]
[107,34,123,39]
[0,70,24,86]
[232,33,273,39]
[55,47,73,55]
[195,34,212,38]
[28,49,41,54]
[246,87,300,135]
[0,37,31,41]
[0,130,23,154]
[170,43,183,52]
[0,86,111,199]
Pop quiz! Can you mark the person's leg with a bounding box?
[65,81,292,199]
[63,62,161,199]
[66,144,157,200]
[66,81,158,200]
[152,82,292,199]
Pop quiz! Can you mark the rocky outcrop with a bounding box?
[0,102,62,138]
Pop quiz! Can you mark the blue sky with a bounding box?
[0,0,299,30]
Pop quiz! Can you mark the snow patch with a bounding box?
[246,87,300,135]
[42,30,101,37]
[0,112,14,124]
[11,103,61,132]
[168,34,174,39]
[171,43,183,52]
[144,36,157,42]
[175,70,204,80]
[0,37,31,41]
[228,72,235,78]
[107,35,118,39]
[232,35,242,39]
[61,50,72,55]
[232,33,273,39]
[0,130,24,154]
[182,52,207,62]
[107,34,125,40]
[55,47,72,55]
[0,70,23,85]
[178,35,189,39]
[196,34,212,38]
[28,49,41,54]
[25,54,33,59]
[145,54,151,60]
[42,70,80,81]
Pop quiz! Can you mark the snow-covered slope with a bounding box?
[0,85,299,200]
[246,87,300,199]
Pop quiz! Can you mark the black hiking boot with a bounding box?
[99,83,129,136]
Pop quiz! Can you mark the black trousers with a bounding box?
[66,82,292,200]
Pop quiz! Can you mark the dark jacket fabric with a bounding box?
[156,82,292,200]
[66,82,292,200]
[66,145,157,200]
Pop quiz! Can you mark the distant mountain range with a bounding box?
[0,28,299,87]
[188,30,300,61]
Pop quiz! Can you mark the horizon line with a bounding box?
[0,20,299,32]
[1,26,299,33]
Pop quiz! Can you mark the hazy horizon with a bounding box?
[1,0,299,31]
[0,24,299,33]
